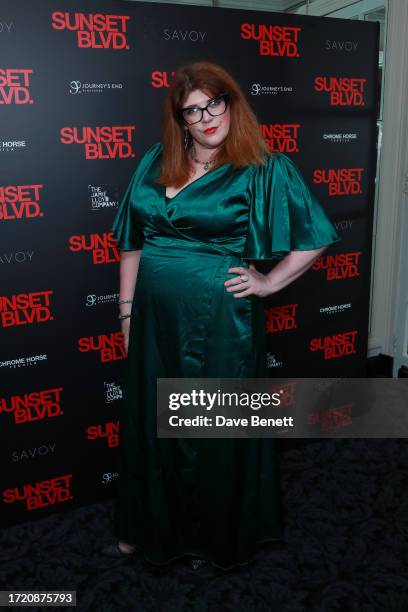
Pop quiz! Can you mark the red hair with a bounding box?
[156,61,273,188]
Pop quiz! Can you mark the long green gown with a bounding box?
[111,141,340,570]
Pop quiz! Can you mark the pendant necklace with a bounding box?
[190,146,217,172]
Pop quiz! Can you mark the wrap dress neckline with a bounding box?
[163,161,232,201]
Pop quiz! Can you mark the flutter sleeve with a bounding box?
[111,141,162,251]
[243,152,341,260]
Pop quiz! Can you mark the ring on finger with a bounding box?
[240,274,249,282]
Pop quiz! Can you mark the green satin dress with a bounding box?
[111,141,340,569]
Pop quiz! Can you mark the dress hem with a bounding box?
[114,535,284,572]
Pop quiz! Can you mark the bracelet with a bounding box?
[118,313,131,320]
[118,299,133,305]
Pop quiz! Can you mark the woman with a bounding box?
[106,61,340,571]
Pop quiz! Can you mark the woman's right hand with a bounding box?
[121,317,131,356]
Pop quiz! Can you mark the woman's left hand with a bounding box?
[224,263,273,298]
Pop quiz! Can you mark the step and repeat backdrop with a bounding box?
[0,0,379,526]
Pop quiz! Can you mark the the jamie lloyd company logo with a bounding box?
[320,303,352,315]
[325,39,358,52]
[60,126,135,159]
[51,12,130,49]
[69,80,123,95]
[0,250,34,264]
[0,387,63,424]
[265,304,298,333]
[78,332,125,362]
[86,420,120,447]
[313,252,361,280]
[310,330,357,359]
[0,69,33,105]
[260,123,300,153]
[0,354,47,369]
[266,352,283,369]
[88,184,119,210]
[0,184,43,220]
[323,132,357,143]
[251,83,293,96]
[314,76,367,106]
[313,167,364,195]
[2,474,73,510]
[0,139,27,153]
[86,293,119,307]
[12,443,56,463]
[69,232,119,264]
[0,291,54,328]
[240,23,301,57]
[104,381,122,402]
[152,71,175,88]
[163,29,206,42]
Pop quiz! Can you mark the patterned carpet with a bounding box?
[1,439,407,612]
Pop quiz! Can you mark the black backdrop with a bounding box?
[0,0,379,526]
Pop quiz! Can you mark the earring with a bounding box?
[183,128,190,150]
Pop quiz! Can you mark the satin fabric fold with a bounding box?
[243,152,341,260]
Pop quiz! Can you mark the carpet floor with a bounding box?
[1,439,407,612]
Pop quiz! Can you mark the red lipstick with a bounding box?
[204,127,218,134]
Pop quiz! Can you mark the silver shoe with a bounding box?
[190,558,207,570]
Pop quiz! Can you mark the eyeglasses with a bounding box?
[180,93,230,125]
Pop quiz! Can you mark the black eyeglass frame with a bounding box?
[179,93,230,125]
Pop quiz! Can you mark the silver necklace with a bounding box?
[190,146,217,171]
